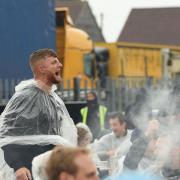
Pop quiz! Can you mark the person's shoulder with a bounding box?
[124,130,133,139]
[99,132,113,141]
[7,85,42,108]
[51,92,66,105]
[99,105,108,112]
[99,104,107,108]
[80,106,88,110]
[127,130,133,135]
[14,86,38,99]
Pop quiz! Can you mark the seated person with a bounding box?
[76,122,93,147]
[95,112,132,161]
[124,118,180,179]
[123,119,159,171]
[95,113,132,176]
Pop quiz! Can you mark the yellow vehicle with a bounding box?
[96,42,180,80]
[55,8,180,92]
[56,8,95,89]
[56,8,111,91]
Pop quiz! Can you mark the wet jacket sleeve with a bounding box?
[123,135,150,170]
[95,135,112,160]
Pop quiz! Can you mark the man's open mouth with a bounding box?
[55,71,60,76]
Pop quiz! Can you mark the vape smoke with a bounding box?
[102,80,180,179]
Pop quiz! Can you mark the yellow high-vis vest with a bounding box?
[80,105,107,130]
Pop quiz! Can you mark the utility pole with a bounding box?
[100,12,104,34]
[161,48,171,79]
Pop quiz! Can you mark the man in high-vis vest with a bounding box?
[80,91,107,139]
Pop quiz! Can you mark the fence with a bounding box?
[0,77,163,112]
[100,77,155,112]
[0,78,23,105]
[2,76,178,113]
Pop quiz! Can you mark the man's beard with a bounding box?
[49,74,62,84]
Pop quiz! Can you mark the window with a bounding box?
[83,53,94,78]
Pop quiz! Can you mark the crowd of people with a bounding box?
[0,49,179,180]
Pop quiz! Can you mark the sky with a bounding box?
[87,0,180,42]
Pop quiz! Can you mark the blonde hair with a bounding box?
[76,123,93,146]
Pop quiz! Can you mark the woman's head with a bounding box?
[76,123,93,147]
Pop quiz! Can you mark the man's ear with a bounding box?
[38,64,46,74]
[58,172,74,180]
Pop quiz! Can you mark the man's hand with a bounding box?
[15,167,32,180]
[145,119,159,138]
[107,149,116,157]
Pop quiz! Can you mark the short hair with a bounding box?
[108,112,126,124]
[29,48,57,71]
[46,146,89,180]
[76,123,93,146]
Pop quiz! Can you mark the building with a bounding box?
[117,7,180,78]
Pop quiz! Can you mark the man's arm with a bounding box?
[123,120,159,170]
[95,134,113,160]
[2,144,27,171]
[2,144,54,180]
[2,144,32,180]
[123,135,150,170]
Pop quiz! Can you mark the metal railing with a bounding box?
[0,77,169,112]
[0,78,23,105]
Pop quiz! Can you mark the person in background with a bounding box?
[46,146,99,180]
[32,123,93,180]
[80,91,108,139]
[95,112,132,161]
[124,117,180,179]
[94,112,132,178]
[76,122,93,147]
[123,119,159,171]
[76,122,104,174]
[156,131,180,179]
[125,88,148,130]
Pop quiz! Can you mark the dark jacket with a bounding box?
[2,144,54,171]
[123,135,180,179]
[123,134,150,170]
